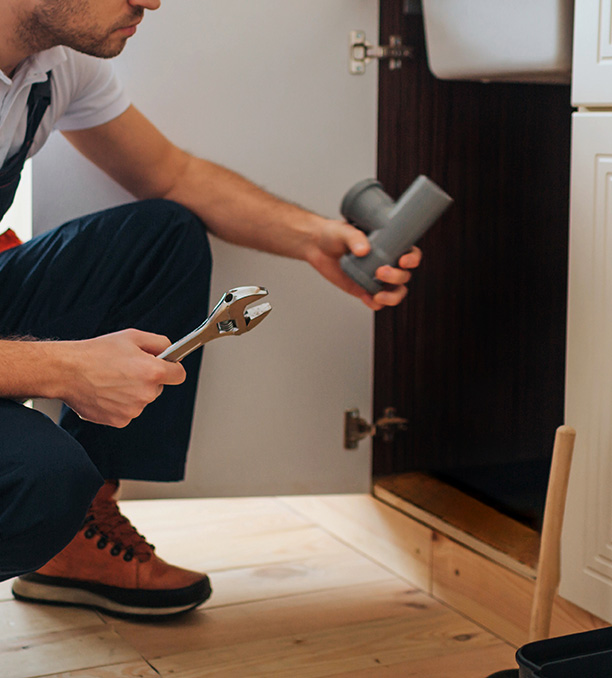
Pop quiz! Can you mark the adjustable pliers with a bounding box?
[158,285,272,363]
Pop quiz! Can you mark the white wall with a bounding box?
[5,160,32,242]
[32,0,380,498]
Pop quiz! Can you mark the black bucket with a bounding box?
[486,627,612,677]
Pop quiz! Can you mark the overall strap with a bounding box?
[0,72,52,225]
[1,74,52,177]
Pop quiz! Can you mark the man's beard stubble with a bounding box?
[17,1,144,60]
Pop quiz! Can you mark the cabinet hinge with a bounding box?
[349,31,414,75]
[344,407,408,449]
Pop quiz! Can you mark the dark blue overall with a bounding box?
[0,76,213,580]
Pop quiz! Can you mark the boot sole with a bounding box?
[12,573,212,619]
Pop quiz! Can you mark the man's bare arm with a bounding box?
[63,106,421,310]
[0,339,66,401]
[0,331,186,428]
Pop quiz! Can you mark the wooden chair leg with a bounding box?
[486,425,577,677]
[528,425,576,643]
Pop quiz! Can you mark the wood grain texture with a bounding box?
[10,495,592,678]
[206,546,393,608]
[149,597,504,678]
[432,533,607,647]
[279,494,433,592]
[375,473,539,576]
[0,606,140,678]
[115,496,328,575]
[331,643,517,678]
[32,662,159,678]
[107,580,420,660]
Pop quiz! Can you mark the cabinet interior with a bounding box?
[374,6,573,554]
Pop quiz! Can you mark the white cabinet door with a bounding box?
[572,0,612,106]
[562,112,612,621]
[32,1,379,499]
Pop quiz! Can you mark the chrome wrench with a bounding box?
[157,286,271,363]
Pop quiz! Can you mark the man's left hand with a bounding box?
[305,219,423,311]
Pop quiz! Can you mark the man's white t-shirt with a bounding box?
[0,46,130,165]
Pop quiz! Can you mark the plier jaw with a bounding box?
[214,286,271,336]
[158,285,272,363]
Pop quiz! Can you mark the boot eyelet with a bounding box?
[110,545,122,556]
[97,537,108,549]
[84,528,96,539]
[123,552,133,562]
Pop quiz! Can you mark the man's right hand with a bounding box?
[56,329,186,428]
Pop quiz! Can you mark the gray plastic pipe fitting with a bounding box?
[340,175,453,295]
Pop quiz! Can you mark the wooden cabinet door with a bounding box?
[561,112,612,623]
[572,0,612,106]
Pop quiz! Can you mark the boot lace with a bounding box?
[82,498,155,563]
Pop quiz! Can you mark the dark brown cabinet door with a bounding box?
[373,1,572,520]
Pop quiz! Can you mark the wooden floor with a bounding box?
[0,495,518,678]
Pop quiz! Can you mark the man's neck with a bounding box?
[1,54,30,80]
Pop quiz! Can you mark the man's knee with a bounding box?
[0,410,103,576]
[118,199,207,244]
[141,199,211,264]
[112,199,212,282]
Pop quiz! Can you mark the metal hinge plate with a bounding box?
[344,407,409,449]
[350,31,414,75]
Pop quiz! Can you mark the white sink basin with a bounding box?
[421,0,574,84]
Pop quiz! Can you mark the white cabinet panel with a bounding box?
[572,0,612,106]
[562,112,612,620]
[32,1,380,499]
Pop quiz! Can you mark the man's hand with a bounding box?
[305,219,423,311]
[58,329,186,428]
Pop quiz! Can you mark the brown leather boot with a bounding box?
[12,480,212,618]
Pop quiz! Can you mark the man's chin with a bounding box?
[75,39,128,59]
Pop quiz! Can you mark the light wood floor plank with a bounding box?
[117,496,313,534]
[118,501,348,576]
[206,547,398,608]
[0,600,103,637]
[0,597,140,678]
[279,495,433,592]
[107,579,417,660]
[149,599,501,678]
[0,623,141,678]
[31,661,159,678]
[330,643,517,678]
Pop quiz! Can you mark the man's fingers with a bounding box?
[398,246,422,269]
[359,294,384,311]
[375,265,412,286]
[118,329,186,385]
[161,360,186,386]
[347,229,370,257]
[372,285,409,307]
[128,328,173,355]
